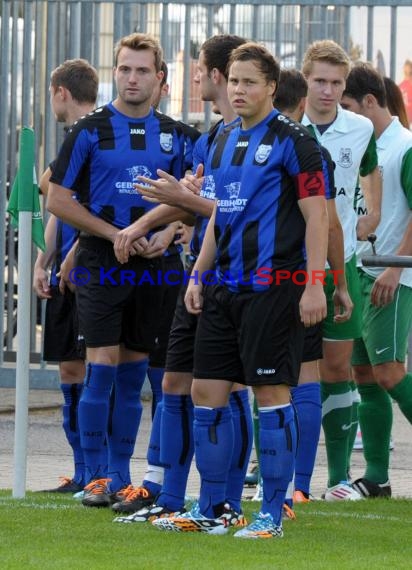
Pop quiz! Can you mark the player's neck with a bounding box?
[112,97,152,118]
[214,91,237,126]
[65,103,95,127]
[305,104,337,126]
[374,108,394,139]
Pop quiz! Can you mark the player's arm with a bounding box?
[113,203,194,264]
[47,182,119,242]
[184,203,217,315]
[326,199,353,322]
[357,134,382,240]
[371,148,412,306]
[298,195,328,327]
[39,166,52,196]
[33,213,59,299]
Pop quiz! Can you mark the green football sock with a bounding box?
[347,381,360,472]
[321,381,352,487]
[388,373,412,423]
[358,383,392,483]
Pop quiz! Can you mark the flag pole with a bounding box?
[13,208,32,498]
[8,127,43,498]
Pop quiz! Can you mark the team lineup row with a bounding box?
[34,32,412,539]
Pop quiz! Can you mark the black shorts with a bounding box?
[164,275,198,374]
[149,254,183,368]
[302,322,323,362]
[193,281,305,387]
[75,236,164,351]
[43,286,86,363]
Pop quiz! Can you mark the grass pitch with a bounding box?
[0,491,411,569]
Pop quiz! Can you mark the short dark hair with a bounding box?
[343,62,387,108]
[228,42,280,87]
[114,32,163,71]
[201,34,247,79]
[274,69,307,112]
[50,59,98,104]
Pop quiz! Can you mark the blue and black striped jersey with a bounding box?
[206,109,326,292]
[50,103,187,229]
[189,118,240,261]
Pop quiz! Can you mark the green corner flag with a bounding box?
[7,127,46,252]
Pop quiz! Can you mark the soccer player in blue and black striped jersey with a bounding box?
[111,35,253,526]
[47,33,188,507]
[33,59,99,494]
[176,43,328,538]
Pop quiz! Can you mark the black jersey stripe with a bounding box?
[241,221,259,281]
[211,129,232,169]
[231,134,250,166]
[217,224,232,274]
[129,122,146,150]
[96,115,115,150]
[99,205,115,224]
[130,206,146,224]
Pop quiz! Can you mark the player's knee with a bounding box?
[374,361,406,390]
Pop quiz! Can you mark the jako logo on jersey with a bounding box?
[255,144,272,164]
[130,128,145,135]
[160,132,173,151]
[236,141,248,147]
[337,147,353,168]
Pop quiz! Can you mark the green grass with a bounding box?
[1,491,411,569]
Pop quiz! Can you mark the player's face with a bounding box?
[305,61,346,117]
[194,51,214,101]
[227,59,276,127]
[114,47,162,110]
[340,95,364,115]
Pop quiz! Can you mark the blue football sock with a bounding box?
[194,406,233,518]
[292,383,322,495]
[142,400,164,497]
[107,359,148,492]
[61,383,85,485]
[226,390,253,512]
[259,404,297,526]
[157,394,194,511]
[78,363,116,484]
[147,366,164,419]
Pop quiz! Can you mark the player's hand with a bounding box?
[184,278,203,315]
[174,223,193,245]
[370,267,401,307]
[33,266,52,299]
[134,170,190,206]
[356,214,380,241]
[113,226,148,264]
[140,226,176,259]
[332,286,353,322]
[180,164,204,195]
[299,284,327,327]
[57,255,76,294]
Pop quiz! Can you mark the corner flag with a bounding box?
[7,127,45,251]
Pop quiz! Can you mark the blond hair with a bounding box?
[302,40,350,79]
[114,33,163,72]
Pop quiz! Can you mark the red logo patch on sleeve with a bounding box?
[296,171,325,199]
